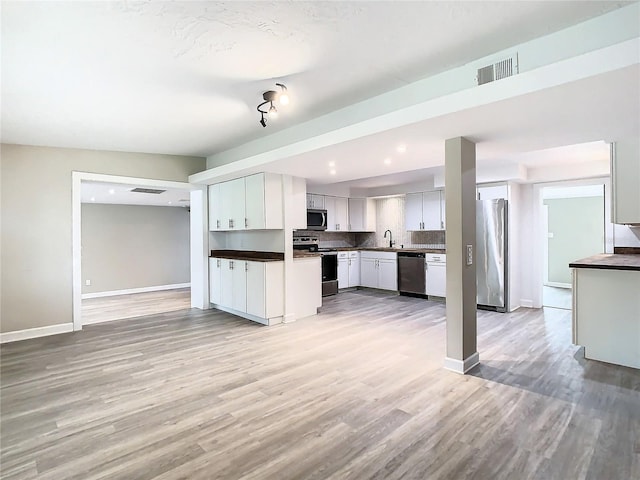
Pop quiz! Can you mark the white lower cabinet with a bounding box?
[348,252,360,286]
[425,254,446,297]
[209,257,223,304]
[338,256,349,289]
[360,258,378,288]
[377,259,398,291]
[337,251,361,289]
[209,258,284,325]
[359,251,397,291]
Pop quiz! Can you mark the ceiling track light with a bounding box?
[257,83,288,127]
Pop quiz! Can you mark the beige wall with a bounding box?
[0,144,205,333]
[82,204,190,294]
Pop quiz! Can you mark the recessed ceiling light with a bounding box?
[328,161,336,167]
[108,188,115,194]
[384,158,392,165]
[90,197,96,202]
[396,144,407,153]
[330,169,336,175]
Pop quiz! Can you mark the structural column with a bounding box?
[444,137,479,374]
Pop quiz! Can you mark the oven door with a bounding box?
[307,209,327,231]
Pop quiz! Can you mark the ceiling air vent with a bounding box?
[476,53,518,85]
[130,188,166,194]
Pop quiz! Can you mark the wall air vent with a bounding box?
[130,188,166,194]
[476,53,518,85]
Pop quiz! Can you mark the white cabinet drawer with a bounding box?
[337,252,349,259]
[425,253,446,263]
[349,251,359,258]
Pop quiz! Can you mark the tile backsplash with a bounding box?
[293,230,376,248]
[294,196,446,249]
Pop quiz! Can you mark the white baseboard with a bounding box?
[444,352,480,374]
[82,283,190,299]
[520,299,534,308]
[0,323,74,344]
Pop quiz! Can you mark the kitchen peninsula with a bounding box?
[570,252,640,369]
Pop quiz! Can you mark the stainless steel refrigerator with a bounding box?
[476,199,508,312]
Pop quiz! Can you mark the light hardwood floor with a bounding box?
[2,291,639,479]
[81,288,191,324]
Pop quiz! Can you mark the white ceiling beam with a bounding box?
[190,4,639,185]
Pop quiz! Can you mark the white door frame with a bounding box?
[532,177,610,308]
[72,171,207,331]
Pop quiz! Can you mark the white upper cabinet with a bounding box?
[208,184,223,231]
[334,197,348,231]
[307,194,325,209]
[208,173,283,231]
[221,178,245,230]
[405,193,423,231]
[422,191,442,230]
[348,198,376,232]
[325,196,348,231]
[611,140,640,225]
[406,191,445,230]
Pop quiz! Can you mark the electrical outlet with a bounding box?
[85,279,91,286]
[466,245,473,265]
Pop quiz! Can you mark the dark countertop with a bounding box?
[569,254,640,272]
[210,250,284,262]
[210,250,321,261]
[329,247,446,254]
[293,251,321,258]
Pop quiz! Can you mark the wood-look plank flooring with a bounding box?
[2,291,639,479]
[81,288,191,325]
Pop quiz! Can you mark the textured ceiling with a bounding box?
[1,1,629,157]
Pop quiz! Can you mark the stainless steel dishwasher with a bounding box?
[397,252,426,297]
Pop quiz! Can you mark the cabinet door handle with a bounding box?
[441,221,444,229]
[245,262,248,272]
[217,259,221,267]
[229,261,233,270]
[245,218,248,228]
[216,219,220,229]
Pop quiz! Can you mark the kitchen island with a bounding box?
[570,253,640,369]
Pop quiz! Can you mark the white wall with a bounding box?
[614,225,640,247]
[82,204,190,294]
[209,231,286,253]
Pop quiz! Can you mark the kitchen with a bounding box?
[204,134,639,374]
[207,173,515,323]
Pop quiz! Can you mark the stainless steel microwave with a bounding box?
[306,209,327,231]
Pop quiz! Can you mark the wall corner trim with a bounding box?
[0,323,74,344]
[520,299,534,308]
[444,352,480,374]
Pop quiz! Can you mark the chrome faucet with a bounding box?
[384,229,394,248]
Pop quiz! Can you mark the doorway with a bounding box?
[72,172,208,331]
[541,184,605,309]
